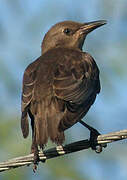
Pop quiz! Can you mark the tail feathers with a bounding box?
[34,98,65,147]
[52,131,65,145]
[21,110,29,138]
[48,112,65,144]
[34,101,48,147]
[47,97,65,144]
[35,116,48,147]
[31,97,66,147]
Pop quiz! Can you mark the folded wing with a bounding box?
[21,58,40,138]
[53,53,100,106]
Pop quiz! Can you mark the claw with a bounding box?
[90,128,100,149]
[33,164,37,173]
[31,146,39,172]
[95,145,102,153]
[90,129,107,153]
[79,120,107,153]
[32,155,39,173]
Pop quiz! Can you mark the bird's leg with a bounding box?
[29,115,41,172]
[31,125,40,172]
[79,120,107,153]
[31,142,39,173]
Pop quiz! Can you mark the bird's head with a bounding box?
[41,20,107,54]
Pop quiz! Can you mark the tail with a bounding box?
[47,97,65,145]
[21,110,29,138]
[34,100,48,148]
[34,97,65,147]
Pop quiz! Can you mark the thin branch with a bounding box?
[0,129,127,172]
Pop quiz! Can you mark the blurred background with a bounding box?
[0,0,127,179]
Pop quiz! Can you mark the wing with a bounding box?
[21,57,40,138]
[53,52,100,106]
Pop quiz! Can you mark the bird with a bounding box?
[21,20,107,170]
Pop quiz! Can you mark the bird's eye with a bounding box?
[63,28,71,35]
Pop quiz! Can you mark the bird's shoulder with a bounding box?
[45,48,100,81]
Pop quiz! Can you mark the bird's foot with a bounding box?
[33,163,38,173]
[90,128,107,153]
[31,147,40,173]
[32,151,46,172]
[33,152,39,173]
[79,120,107,152]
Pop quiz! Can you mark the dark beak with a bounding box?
[79,20,107,34]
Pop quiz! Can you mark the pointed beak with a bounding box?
[79,20,107,35]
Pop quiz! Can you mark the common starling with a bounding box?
[21,20,107,170]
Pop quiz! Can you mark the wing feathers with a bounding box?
[21,50,100,148]
[21,58,40,139]
[53,58,99,104]
[21,110,29,138]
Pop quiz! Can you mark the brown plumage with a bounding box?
[21,20,106,167]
